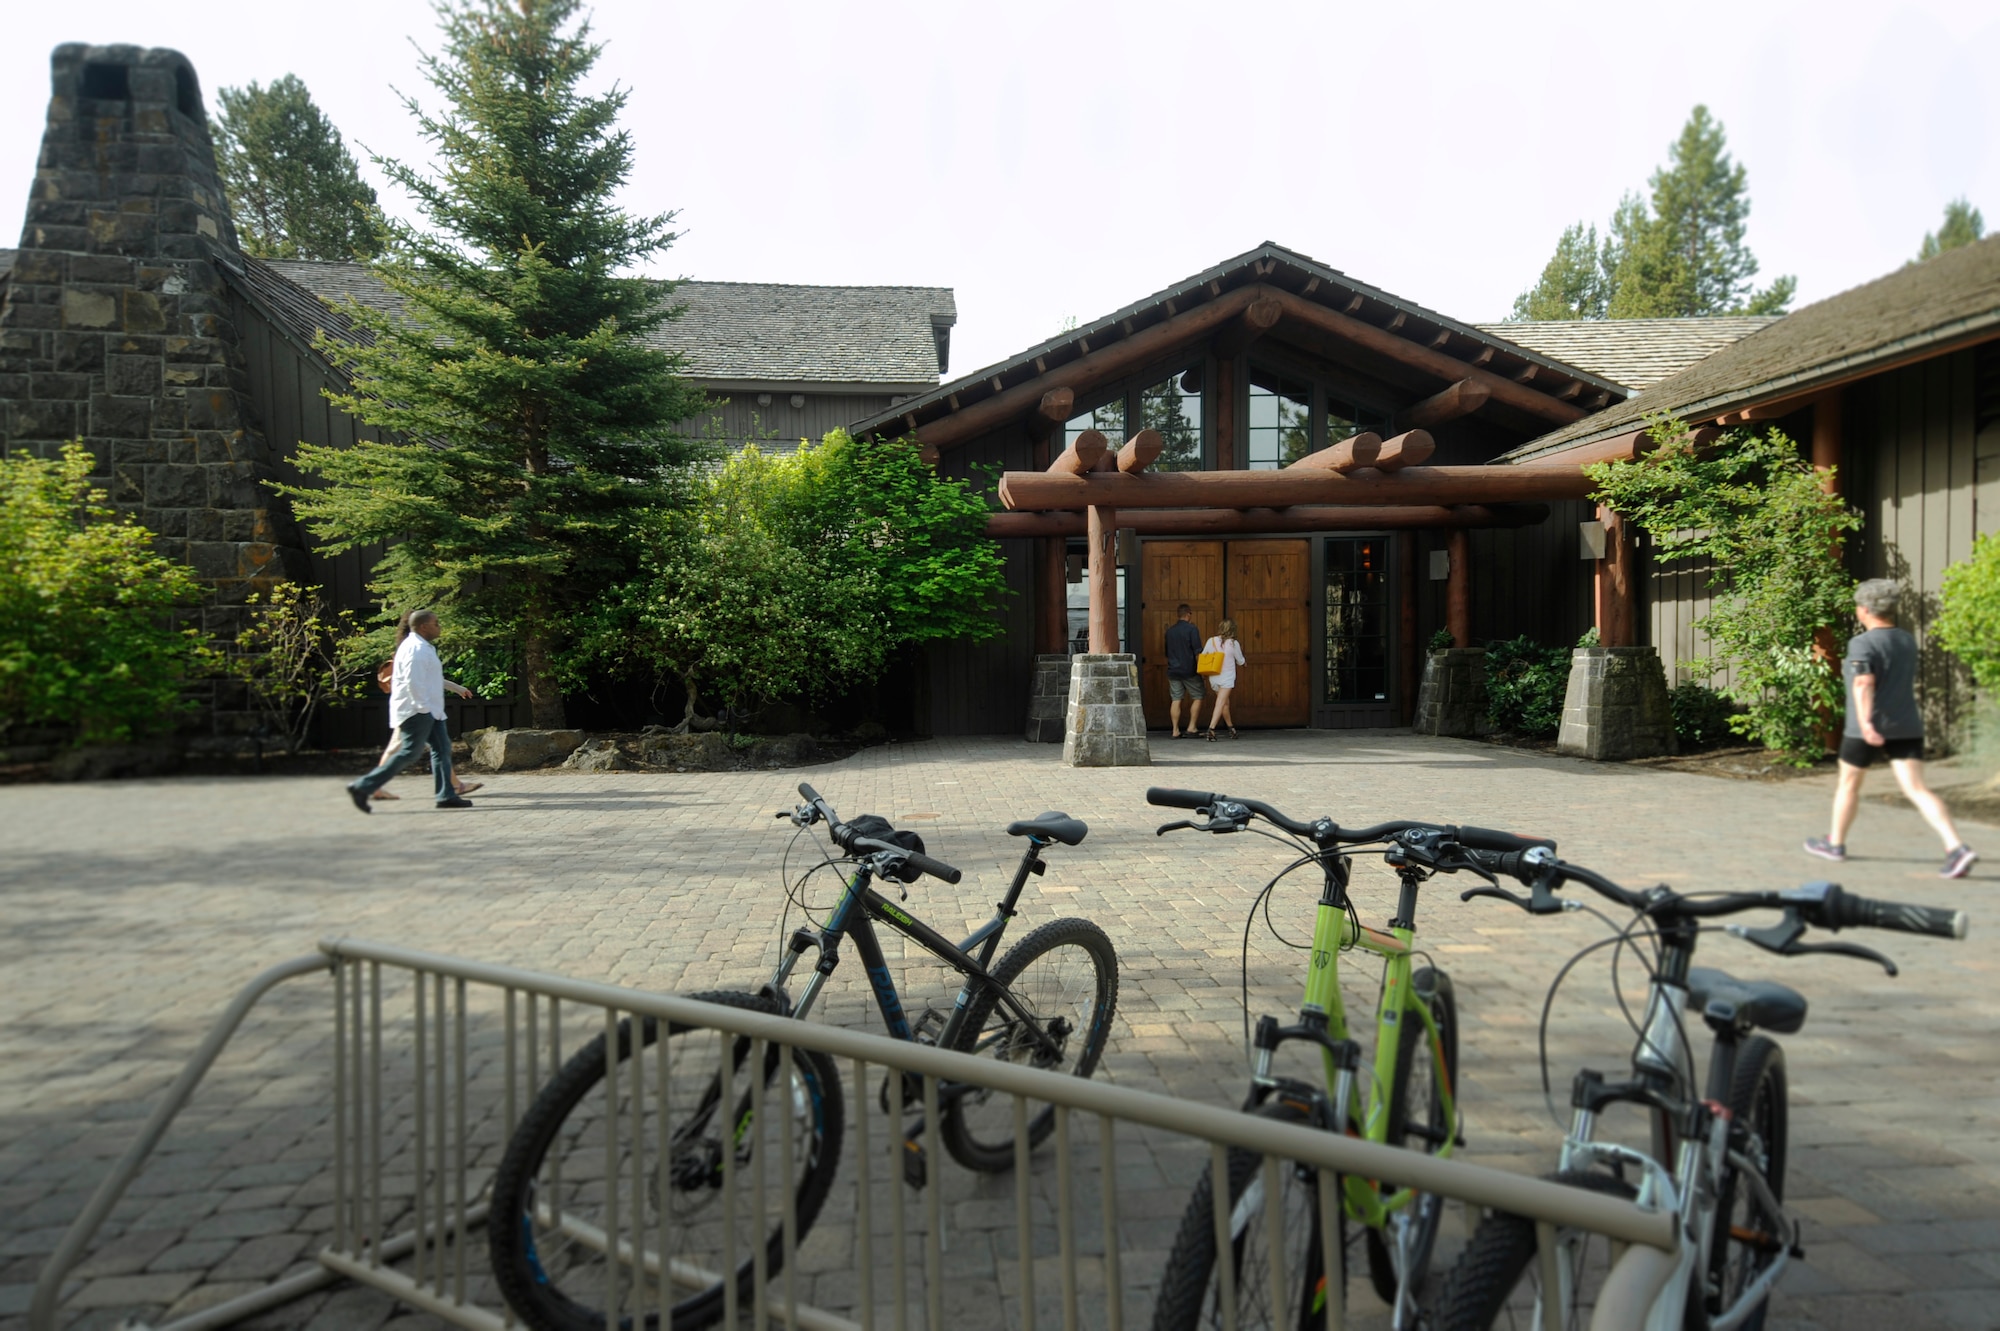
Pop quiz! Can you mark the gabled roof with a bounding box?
[1473,316,1780,391]
[851,241,1628,443]
[217,257,954,393]
[1507,235,2000,462]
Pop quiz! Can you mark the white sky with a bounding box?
[5,0,1995,378]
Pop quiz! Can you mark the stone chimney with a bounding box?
[0,45,310,735]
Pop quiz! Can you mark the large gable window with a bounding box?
[1065,400,1125,448]
[1138,369,1202,471]
[1247,369,1311,468]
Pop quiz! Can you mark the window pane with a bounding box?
[1247,367,1310,469]
[1138,369,1203,471]
[1323,536,1392,704]
[1066,401,1126,449]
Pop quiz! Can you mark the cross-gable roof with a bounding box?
[851,241,1627,447]
[1473,316,1779,392]
[1507,235,2000,462]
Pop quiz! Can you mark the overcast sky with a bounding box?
[4,0,1995,376]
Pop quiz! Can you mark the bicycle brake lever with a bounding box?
[1461,884,1531,909]
[1155,819,1195,836]
[1782,936,1898,975]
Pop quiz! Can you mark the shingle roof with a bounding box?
[227,259,955,391]
[1472,317,1779,391]
[1507,235,2000,462]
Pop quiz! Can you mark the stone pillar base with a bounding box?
[1557,646,1677,761]
[1025,653,1070,743]
[1413,648,1490,737]
[1061,654,1151,767]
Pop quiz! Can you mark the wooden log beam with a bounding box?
[1447,530,1471,647]
[914,286,1263,449]
[1211,296,1284,360]
[997,464,1594,511]
[1118,428,1163,473]
[1048,429,1108,474]
[1371,430,1435,472]
[1213,356,1237,470]
[1531,422,1720,468]
[1087,505,1117,653]
[985,503,1550,537]
[1290,431,1381,472]
[1396,378,1490,431]
[1266,290,1587,425]
[1025,387,1076,441]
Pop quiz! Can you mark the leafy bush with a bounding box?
[1936,532,2000,691]
[0,443,214,743]
[231,582,369,752]
[1668,679,1737,750]
[1484,636,1572,737]
[1587,418,1860,763]
[1428,627,1455,651]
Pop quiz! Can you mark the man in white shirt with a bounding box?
[347,610,474,812]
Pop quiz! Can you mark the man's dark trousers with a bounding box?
[350,714,455,803]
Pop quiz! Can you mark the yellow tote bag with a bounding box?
[1196,647,1225,676]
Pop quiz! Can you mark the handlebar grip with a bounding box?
[1836,890,1967,939]
[902,850,963,885]
[1147,787,1217,810]
[797,782,823,804]
[1456,825,1557,854]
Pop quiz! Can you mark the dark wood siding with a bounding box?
[682,391,898,453]
[1408,503,1595,653]
[922,424,1036,735]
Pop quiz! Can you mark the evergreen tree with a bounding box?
[213,75,382,260]
[279,0,709,727]
[1509,222,1610,321]
[1917,198,1985,261]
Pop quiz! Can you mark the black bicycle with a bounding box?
[488,781,1119,1331]
[1430,848,1966,1329]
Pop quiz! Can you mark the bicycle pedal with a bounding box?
[902,1139,928,1191]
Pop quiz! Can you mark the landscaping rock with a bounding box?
[760,733,818,767]
[849,721,888,745]
[471,729,586,771]
[563,738,634,772]
[638,730,733,770]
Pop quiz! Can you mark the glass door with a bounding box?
[1322,537,1390,707]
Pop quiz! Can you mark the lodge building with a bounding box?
[3,44,1997,747]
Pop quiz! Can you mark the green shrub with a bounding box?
[1484,636,1571,737]
[1936,532,2000,691]
[0,443,214,743]
[1668,680,1737,749]
[1428,627,1455,651]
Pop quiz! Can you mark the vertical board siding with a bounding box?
[922,425,1035,735]
[682,392,896,453]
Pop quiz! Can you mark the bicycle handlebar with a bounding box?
[1455,825,1558,854]
[1145,787,1556,859]
[793,782,964,885]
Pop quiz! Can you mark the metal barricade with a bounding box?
[33,938,1678,1331]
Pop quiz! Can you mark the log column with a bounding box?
[1399,535,1419,724]
[1446,529,1471,648]
[1812,389,1843,496]
[1030,390,1077,654]
[1087,504,1118,653]
[1213,357,1237,470]
[1593,505,1636,648]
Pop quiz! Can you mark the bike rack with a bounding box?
[32,938,1679,1331]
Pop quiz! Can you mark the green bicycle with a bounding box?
[1144,787,1553,1330]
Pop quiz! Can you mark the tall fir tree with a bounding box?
[213,75,382,260]
[1509,106,1793,321]
[1917,198,1985,261]
[279,0,709,727]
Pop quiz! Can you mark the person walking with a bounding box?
[1164,603,1206,739]
[347,609,474,813]
[1805,579,1974,877]
[1201,618,1247,741]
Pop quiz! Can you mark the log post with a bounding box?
[1812,389,1843,496]
[1087,504,1118,653]
[1446,529,1471,648]
[1593,505,1635,648]
[1036,538,1068,653]
[1214,357,1237,470]
[1399,535,1419,724]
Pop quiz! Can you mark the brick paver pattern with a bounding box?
[2,732,1995,1331]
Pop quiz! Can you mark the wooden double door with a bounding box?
[1139,539,1311,729]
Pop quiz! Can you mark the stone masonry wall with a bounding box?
[0,45,310,737]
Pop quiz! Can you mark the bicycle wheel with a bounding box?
[488,992,845,1331]
[1149,1098,1340,1331]
[1365,965,1459,1307]
[1430,1169,1635,1331]
[939,915,1118,1172]
[1697,1035,1787,1331]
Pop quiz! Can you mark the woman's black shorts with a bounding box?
[1838,736,1924,767]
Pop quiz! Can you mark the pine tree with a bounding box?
[1509,222,1610,321]
[279,0,709,728]
[1918,198,1985,261]
[213,75,382,260]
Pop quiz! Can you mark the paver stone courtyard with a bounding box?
[2,732,1995,1331]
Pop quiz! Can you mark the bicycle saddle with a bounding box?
[1684,966,1808,1035]
[1006,811,1088,846]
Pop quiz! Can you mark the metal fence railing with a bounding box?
[33,938,1679,1331]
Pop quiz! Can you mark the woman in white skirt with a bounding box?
[1202,619,1247,741]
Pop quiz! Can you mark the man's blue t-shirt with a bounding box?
[1165,620,1202,678]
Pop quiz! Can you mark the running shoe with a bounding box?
[1941,845,1978,879]
[1802,837,1846,862]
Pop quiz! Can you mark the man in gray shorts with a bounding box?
[1164,603,1206,739]
[1805,578,1976,877]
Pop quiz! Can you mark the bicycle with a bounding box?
[1430,847,1967,1330]
[1142,786,1555,1330]
[487,781,1119,1331]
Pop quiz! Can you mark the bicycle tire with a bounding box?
[1366,966,1460,1307]
[487,991,845,1331]
[939,915,1118,1173]
[1148,1097,1341,1331]
[1695,1035,1787,1331]
[1430,1169,1636,1331]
